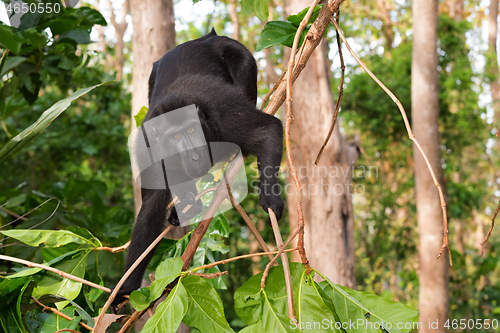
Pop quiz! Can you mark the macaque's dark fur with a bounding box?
[114,30,284,310]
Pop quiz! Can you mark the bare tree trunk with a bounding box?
[489,0,500,130]
[229,0,240,41]
[130,0,175,216]
[412,0,449,331]
[448,0,464,20]
[107,0,129,81]
[283,0,358,288]
[129,1,190,332]
[94,0,113,71]
[376,0,394,51]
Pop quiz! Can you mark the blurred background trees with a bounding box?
[1,0,499,331]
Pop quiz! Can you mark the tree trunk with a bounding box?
[448,0,464,20]
[107,0,129,81]
[283,0,359,288]
[488,0,500,130]
[129,1,189,332]
[412,1,449,332]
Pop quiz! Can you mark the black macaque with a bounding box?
[113,29,284,311]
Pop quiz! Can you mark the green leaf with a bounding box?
[0,278,31,333]
[316,270,419,333]
[181,275,234,333]
[260,289,300,332]
[208,214,230,238]
[241,0,269,21]
[57,29,92,44]
[0,24,25,54]
[256,21,306,51]
[134,106,148,126]
[25,306,81,333]
[0,82,109,164]
[239,323,262,332]
[33,251,90,310]
[0,229,97,248]
[141,280,188,333]
[0,56,27,76]
[286,5,323,27]
[295,271,341,332]
[129,257,183,311]
[234,265,293,325]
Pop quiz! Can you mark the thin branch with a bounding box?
[188,248,299,273]
[0,197,61,233]
[95,241,130,253]
[225,181,276,263]
[315,10,345,164]
[117,306,147,333]
[261,69,287,110]
[263,0,346,115]
[189,271,228,279]
[32,297,93,331]
[283,0,321,272]
[262,208,296,322]
[94,224,174,330]
[0,206,27,221]
[481,197,499,256]
[0,254,110,293]
[330,17,452,266]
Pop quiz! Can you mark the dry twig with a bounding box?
[330,17,452,265]
[0,255,110,293]
[93,224,174,332]
[32,296,93,331]
[225,180,275,262]
[283,0,322,272]
[481,198,499,256]
[95,241,130,253]
[189,248,298,273]
[262,209,296,322]
[315,10,345,164]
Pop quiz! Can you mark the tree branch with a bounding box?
[0,255,110,293]
[32,297,93,331]
[330,17,452,265]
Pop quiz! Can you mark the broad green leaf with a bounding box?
[286,5,323,27]
[0,229,96,248]
[33,251,90,310]
[134,106,148,126]
[0,278,31,333]
[0,24,25,54]
[260,289,300,333]
[235,265,295,325]
[181,275,234,333]
[130,257,183,311]
[141,281,188,333]
[239,323,262,332]
[0,56,27,76]
[0,82,109,164]
[208,214,230,238]
[294,271,340,332]
[8,249,84,278]
[25,307,81,333]
[241,0,269,21]
[0,277,29,296]
[316,270,419,333]
[256,21,307,51]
